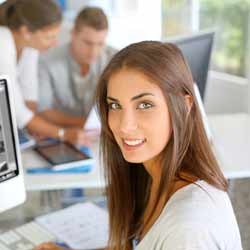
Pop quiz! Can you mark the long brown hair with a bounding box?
[0,0,62,31]
[95,41,228,250]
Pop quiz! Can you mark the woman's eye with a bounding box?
[108,102,121,110]
[137,102,153,109]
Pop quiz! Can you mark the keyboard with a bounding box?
[0,221,56,250]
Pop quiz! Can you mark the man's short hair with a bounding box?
[74,7,108,32]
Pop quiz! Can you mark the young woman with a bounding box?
[36,41,242,250]
[0,0,91,145]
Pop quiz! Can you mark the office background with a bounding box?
[55,1,250,249]
[0,0,250,249]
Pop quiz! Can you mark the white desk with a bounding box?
[22,143,105,191]
[22,113,250,191]
[208,113,250,179]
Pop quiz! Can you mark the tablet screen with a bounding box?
[36,143,90,165]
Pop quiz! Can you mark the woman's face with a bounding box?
[107,68,172,166]
[28,23,61,52]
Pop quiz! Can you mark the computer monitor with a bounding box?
[0,76,26,213]
[166,31,214,100]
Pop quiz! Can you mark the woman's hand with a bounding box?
[34,242,69,250]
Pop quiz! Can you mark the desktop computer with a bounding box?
[0,76,26,213]
[166,31,214,100]
[0,76,56,249]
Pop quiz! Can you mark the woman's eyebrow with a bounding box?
[107,96,119,102]
[107,93,154,102]
[131,93,154,101]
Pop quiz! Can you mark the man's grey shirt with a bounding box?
[38,43,116,116]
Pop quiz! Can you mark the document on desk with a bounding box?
[35,202,109,250]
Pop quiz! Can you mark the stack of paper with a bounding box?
[36,202,109,250]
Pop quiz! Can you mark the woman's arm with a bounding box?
[39,109,85,127]
[26,115,92,146]
[35,242,68,250]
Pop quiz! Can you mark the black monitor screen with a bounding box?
[0,79,19,183]
[167,31,214,100]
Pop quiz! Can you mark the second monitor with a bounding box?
[166,31,214,100]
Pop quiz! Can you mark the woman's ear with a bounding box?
[184,95,193,113]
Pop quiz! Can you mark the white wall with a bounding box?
[204,71,249,114]
[63,0,162,49]
[108,0,162,49]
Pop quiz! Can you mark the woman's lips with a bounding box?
[122,138,146,150]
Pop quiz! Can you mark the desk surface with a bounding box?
[22,143,105,191]
[208,113,250,179]
[22,113,250,191]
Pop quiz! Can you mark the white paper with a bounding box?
[84,106,101,131]
[36,202,109,250]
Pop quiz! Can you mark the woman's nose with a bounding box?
[119,110,138,134]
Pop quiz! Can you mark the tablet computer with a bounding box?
[35,142,94,171]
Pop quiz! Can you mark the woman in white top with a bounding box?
[36,42,242,250]
[0,0,91,145]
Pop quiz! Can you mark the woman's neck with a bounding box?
[143,157,161,186]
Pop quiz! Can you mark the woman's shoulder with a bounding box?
[158,181,241,249]
[0,26,16,61]
[137,181,242,250]
[165,180,233,222]
[0,25,9,33]
[0,26,13,42]
[170,180,228,205]
[0,25,14,45]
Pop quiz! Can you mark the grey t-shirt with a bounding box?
[136,180,242,250]
[38,43,116,116]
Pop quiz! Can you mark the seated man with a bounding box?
[38,7,117,127]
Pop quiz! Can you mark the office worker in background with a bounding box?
[36,42,242,250]
[38,6,116,128]
[0,0,90,146]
